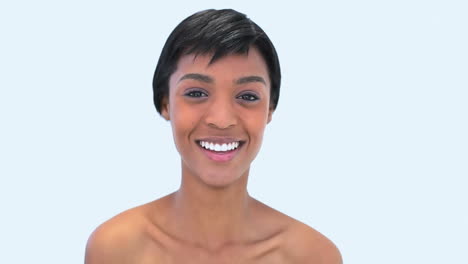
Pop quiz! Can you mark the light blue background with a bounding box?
[1,0,467,263]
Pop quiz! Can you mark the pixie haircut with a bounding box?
[152,9,281,114]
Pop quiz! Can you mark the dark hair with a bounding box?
[152,9,281,114]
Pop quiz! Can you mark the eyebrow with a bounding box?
[235,76,266,86]
[178,73,266,86]
[178,73,213,83]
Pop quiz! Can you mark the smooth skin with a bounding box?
[85,47,342,264]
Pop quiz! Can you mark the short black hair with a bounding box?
[152,9,281,114]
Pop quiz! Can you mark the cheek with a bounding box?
[243,108,268,140]
[169,100,200,141]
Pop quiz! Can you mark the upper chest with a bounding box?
[137,234,290,264]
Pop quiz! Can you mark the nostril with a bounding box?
[205,103,237,129]
[207,122,236,130]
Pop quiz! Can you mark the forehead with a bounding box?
[169,47,270,86]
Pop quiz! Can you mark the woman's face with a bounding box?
[162,47,273,187]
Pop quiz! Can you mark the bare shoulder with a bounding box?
[282,220,342,264]
[84,205,150,264]
[250,198,342,263]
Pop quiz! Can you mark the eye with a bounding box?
[184,89,208,98]
[237,93,259,102]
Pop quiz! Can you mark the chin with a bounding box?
[197,170,246,188]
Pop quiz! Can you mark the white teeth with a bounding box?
[199,140,241,152]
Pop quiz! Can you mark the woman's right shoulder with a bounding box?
[84,204,154,264]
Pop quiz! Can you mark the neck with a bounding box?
[167,165,252,250]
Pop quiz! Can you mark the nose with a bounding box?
[204,96,237,129]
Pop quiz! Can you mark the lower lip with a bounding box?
[198,144,241,162]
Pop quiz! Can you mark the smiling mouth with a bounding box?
[195,139,245,161]
[197,140,243,152]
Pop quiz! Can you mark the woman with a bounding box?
[85,9,342,263]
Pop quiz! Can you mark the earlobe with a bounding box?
[160,97,170,121]
[267,108,274,124]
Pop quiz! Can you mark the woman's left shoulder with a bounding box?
[281,219,343,264]
[249,198,342,263]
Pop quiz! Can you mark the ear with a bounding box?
[267,107,274,124]
[160,96,170,121]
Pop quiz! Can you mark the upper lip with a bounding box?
[196,136,244,144]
